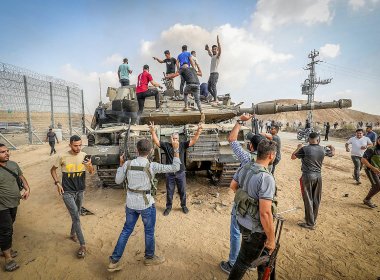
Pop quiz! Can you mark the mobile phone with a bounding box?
[83,155,91,163]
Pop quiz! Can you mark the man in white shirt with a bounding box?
[205,35,221,102]
[345,129,373,184]
[108,139,180,272]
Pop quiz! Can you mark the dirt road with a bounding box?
[1,133,379,280]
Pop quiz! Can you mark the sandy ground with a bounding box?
[1,132,379,280]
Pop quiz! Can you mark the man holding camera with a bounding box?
[50,135,94,259]
[291,132,335,230]
[0,143,30,272]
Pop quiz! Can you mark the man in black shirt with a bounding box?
[46,128,59,156]
[324,122,330,141]
[153,50,177,90]
[361,135,380,208]
[149,122,203,216]
[291,132,335,230]
[166,62,204,118]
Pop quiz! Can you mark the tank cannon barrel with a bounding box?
[238,99,352,115]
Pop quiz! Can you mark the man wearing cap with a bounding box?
[366,125,378,145]
[118,58,132,86]
[136,65,162,123]
[219,113,272,274]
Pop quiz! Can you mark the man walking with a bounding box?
[270,125,281,175]
[136,65,162,123]
[0,143,30,272]
[291,132,335,230]
[149,122,203,216]
[50,135,94,258]
[361,135,380,208]
[345,129,373,185]
[324,122,330,141]
[205,35,221,102]
[228,139,277,280]
[46,128,59,156]
[365,125,378,145]
[108,139,180,271]
[118,58,132,86]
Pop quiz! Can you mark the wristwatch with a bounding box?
[173,149,180,153]
[237,120,244,125]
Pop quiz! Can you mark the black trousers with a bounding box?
[120,79,130,86]
[165,171,186,209]
[137,89,160,115]
[180,75,185,96]
[300,174,322,226]
[365,168,380,200]
[49,141,56,155]
[208,72,219,101]
[229,225,271,280]
[271,159,280,175]
[324,131,329,141]
[0,207,17,251]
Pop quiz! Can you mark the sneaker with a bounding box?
[163,208,171,216]
[107,260,122,272]
[182,206,189,214]
[155,108,160,112]
[144,255,165,266]
[297,221,315,230]
[363,199,377,208]
[183,106,189,111]
[220,261,233,274]
[356,180,362,185]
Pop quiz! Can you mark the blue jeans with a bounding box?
[166,171,186,209]
[229,204,241,265]
[110,205,156,262]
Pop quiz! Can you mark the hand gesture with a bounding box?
[240,113,252,122]
[149,121,155,132]
[172,139,179,150]
[56,183,64,195]
[153,57,157,60]
[119,153,126,167]
[205,44,209,51]
[217,35,220,43]
[22,189,30,200]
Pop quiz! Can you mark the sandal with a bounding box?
[5,260,19,272]
[363,199,377,208]
[0,249,18,258]
[297,221,315,230]
[77,246,86,258]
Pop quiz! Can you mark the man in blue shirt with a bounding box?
[176,45,195,96]
[118,58,132,86]
[366,125,378,144]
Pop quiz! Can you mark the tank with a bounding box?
[84,84,352,188]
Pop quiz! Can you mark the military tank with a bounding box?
[84,85,352,188]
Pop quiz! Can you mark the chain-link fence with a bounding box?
[0,62,85,148]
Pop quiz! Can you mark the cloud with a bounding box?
[251,0,334,31]
[138,23,293,98]
[348,0,379,10]
[103,53,123,66]
[319,43,341,58]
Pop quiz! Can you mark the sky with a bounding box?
[0,0,379,115]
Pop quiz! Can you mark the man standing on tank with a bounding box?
[176,45,195,96]
[166,62,204,119]
[118,58,132,86]
[153,50,177,91]
[149,121,203,216]
[205,35,221,102]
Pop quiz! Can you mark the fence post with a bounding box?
[23,75,33,144]
[81,90,85,134]
[50,82,54,128]
[67,86,72,136]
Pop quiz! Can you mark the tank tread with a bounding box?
[97,165,124,189]
[210,162,241,187]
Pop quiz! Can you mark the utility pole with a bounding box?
[301,49,332,130]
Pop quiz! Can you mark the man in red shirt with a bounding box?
[136,65,162,123]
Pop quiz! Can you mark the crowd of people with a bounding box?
[1,116,379,278]
[117,36,222,123]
